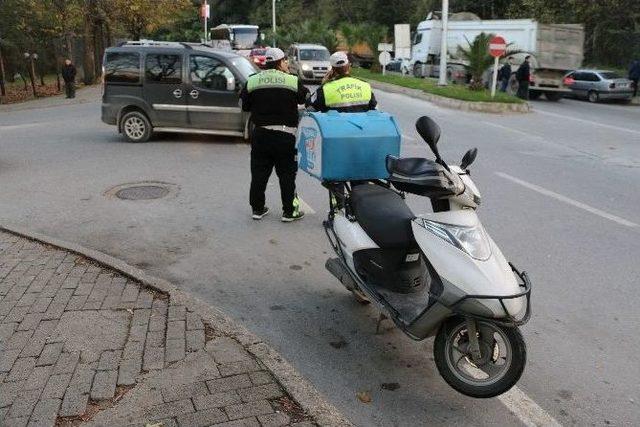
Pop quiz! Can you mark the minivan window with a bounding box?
[299,49,330,61]
[104,52,140,84]
[230,57,258,79]
[190,55,235,91]
[145,54,182,84]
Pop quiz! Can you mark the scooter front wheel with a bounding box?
[433,317,526,398]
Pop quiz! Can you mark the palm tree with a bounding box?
[457,32,524,90]
[338,22,361,54]
[457,32,495,90]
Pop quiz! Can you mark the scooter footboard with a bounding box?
[406,301,453,339]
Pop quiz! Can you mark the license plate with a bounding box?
[618,83,628,88]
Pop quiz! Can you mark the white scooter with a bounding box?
[323,116,531,398]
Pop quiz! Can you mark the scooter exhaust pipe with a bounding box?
[325,258,357,291]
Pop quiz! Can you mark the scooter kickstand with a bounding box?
[376,313,388,335]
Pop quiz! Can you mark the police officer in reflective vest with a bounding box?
[240,47,309,222]
[309,51,377,112]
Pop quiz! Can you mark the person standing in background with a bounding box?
[499,56,514,93]
[61,59,77,99]
[628,59,640,98]
[516,55,531,100]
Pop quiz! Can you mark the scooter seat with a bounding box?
[350,184,416,249]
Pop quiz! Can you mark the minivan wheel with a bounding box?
[588,90,599,103]
[121,111,152,143]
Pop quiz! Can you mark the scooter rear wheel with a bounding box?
[433,317,526,398]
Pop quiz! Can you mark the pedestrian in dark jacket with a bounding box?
[498,56,514,92]
[61,59,77,99]
[515,55,531,100]
[629,60,640,98]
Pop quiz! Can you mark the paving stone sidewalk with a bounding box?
[0,231,317,427]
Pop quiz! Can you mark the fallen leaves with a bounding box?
[356,390,372,403]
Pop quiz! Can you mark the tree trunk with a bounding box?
[0,46,6,97]
[83,0,96,85]
[28,58,37,97]
[65,32,75,62]
[94,20,104,77]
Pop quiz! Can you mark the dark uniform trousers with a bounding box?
[250,127,297,215]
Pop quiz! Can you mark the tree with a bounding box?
[457,32,495,90]
[111,0,191,40]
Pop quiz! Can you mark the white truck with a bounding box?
[409,13,584,100]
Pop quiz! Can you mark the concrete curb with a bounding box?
[367,80,532,114]
[0,223,353,427]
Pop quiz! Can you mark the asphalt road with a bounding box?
[1,88,639,426]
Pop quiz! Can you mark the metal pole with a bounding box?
[203,0,208,43]
[272,0,276,47]
[437,0,449,86]
[491,56,499,97]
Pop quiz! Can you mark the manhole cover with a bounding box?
[115,185,170,200]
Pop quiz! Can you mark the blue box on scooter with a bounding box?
[296,111,401,181]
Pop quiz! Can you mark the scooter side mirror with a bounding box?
[416,116,441,147]
[415,116,446,167]
[460,148,478,170]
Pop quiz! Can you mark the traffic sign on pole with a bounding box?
[379,51,391,76]
[489,36,506,58]
[489,35,506,98]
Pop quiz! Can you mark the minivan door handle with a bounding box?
[173,89,182,98]
[190,90,199,99]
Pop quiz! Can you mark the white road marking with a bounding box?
[535,109,640,136]
[498,386,562,427]
[481,121,531,137]
[402,133,417,141]
[496,172,638,227]
[0,122,52,131]
[298,198,315,215]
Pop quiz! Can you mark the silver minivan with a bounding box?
[287,43,330,82]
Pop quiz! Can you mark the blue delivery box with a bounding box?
[296,111,401,181]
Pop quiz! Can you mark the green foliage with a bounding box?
[351,67,523,103]
[457,32,495,90]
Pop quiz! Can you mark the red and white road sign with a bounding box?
[489,36,507,58]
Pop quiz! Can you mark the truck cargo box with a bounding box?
[297,111,401,181]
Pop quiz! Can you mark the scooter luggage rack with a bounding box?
[445,263,532,327]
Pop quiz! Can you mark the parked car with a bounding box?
[249,47,267,69]
[101,41,258,143]
[563,69,634,103]
[286,43,330,82]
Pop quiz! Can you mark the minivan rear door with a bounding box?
[186,54,244,134]
[143,52,188,127]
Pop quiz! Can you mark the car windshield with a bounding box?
[230,56,258,78]
[599,71,621,80]
[232,28,259,50]
[299,49,330,61]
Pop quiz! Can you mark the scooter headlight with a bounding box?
[421,220,491,261]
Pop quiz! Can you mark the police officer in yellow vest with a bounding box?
[309,51,377,112]
[240,47,309,222]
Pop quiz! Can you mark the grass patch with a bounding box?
[351,68,524,104]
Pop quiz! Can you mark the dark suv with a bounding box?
[101,41,258,142]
